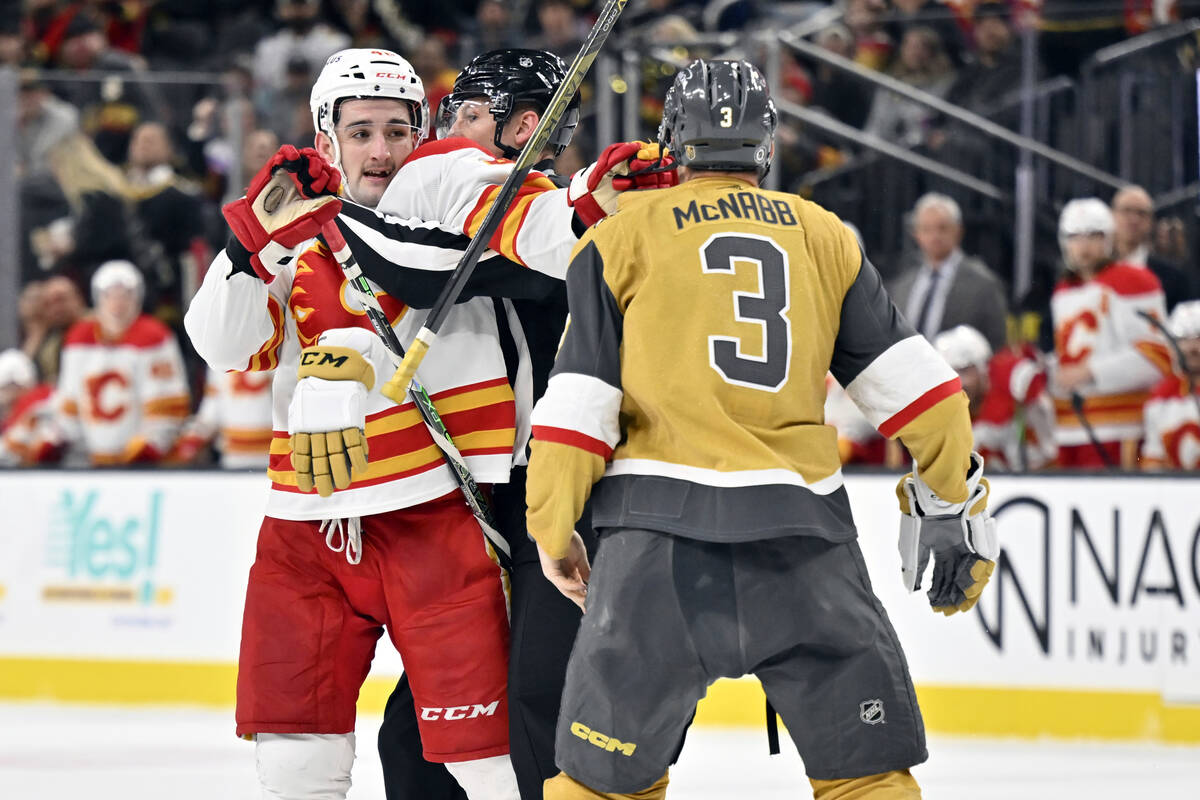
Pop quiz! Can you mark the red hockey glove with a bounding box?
[568,141,677,228]
[614,145,678,191]
[223,146,343,283]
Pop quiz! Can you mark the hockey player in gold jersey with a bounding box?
[525,60,999,799]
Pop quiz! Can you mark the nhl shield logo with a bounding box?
[520,56,533,67]
[859,699,885,725]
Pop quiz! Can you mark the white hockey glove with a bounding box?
[897,451,998,616]
[287,329,386,497]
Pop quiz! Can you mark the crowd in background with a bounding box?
[1,0,1199,472]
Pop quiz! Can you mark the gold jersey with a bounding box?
[526,176,973,557]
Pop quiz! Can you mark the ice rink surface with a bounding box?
[0,703,1196,799]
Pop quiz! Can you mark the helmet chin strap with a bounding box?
[324,128,365,205]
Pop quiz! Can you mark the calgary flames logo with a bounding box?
[291,249,407,348]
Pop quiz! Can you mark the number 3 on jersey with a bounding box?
[700,233,791,391]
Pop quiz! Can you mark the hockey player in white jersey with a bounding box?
[175,367,274,469]
[184,46,664,800]
[43,260,190,466]
[1050,198,1171,468]
[1142,300,1200,470]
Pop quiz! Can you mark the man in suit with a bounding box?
[887,193,1009,352]
[1111,184,1195,312]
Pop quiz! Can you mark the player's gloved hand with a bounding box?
[287,332,380,497]
[614,143,679,191]
[537,530,591,612]
[120,435,163,464]
[223,146,343,283]
[896,451,998,616]
[568,141,676,227]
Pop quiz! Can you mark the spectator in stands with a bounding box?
[1037,0,1130,78]
[945,1,1027,114]
[456,0,521,61]
[1050,198,1170,469]
[0,349,53,466]
[887,192,1009,352]
[41,134,139,287]
[253,0,350,97]
[126,122,209,327]
[1154,215,1191,267]
[17,72,80,178]
[935,324,1057,471]
[327,0,396,50]
[863,26,956,147]
[262,54,322,145]
[531,0,587,63]
[50,10,162,164]
[1111,185,1195,311]
[845,0,892,71]
[241,129,281,186]
[808,23,875,129]
[185,58,260,203]
[888,0,969,66]
[0,15,24,66]
[410,36,458,122]
[40,260,190,466]
[20,275,86,385]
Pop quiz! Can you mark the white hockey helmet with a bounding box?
[310,49,429,177]
[91,259,144,304]
[1168,300,1200,340]
[0,348,36,389]
[1058,198,1114,250]
[935,325,993,373]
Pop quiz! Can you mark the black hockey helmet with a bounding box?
[435,48,581,159]
[658,59,777,177]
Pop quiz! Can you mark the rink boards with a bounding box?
[0,469,1197,742]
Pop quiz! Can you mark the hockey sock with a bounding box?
[543,770,669,800]
[443,754,520,800]
[809,768,921,799]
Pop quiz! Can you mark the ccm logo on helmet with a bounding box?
[420,701,499,721]
[375,72,409,80]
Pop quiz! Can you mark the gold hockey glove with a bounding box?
[897,451,998,615]
[288,344,374,497]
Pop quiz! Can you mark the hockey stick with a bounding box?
[1069,391,1117,470]
[381,0,630,403]
[319,221,512,570]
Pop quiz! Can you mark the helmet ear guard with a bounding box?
[659,59,778,178]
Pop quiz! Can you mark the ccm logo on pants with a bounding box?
[420,701,500,721]
[570,722,637,756]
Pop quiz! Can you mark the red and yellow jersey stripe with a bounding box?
[267,377,516,492]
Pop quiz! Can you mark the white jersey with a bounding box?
[1142,374,1200,469]
[186,139,577,520]
[364,137,577,278]
[53,315,190,464]
[182,367,275,469]
[1050,262,1170,446]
